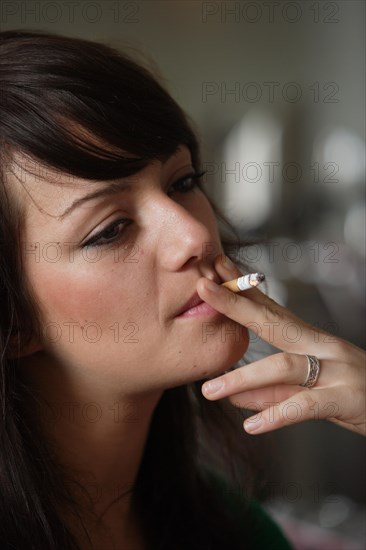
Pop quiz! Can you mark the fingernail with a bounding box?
[244,419,263,433]
[202,378,224,395]
[205,279,220,292]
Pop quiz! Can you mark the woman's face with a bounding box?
[15,145,249,396]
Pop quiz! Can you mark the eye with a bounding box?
[82,218,131,249]
[82,170,206,249]
[168,170,206,195]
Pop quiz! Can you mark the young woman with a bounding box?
[0,30,364,550]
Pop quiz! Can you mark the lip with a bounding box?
[174,275,222,318]
[175,291,204,317]
[177,301,219,318]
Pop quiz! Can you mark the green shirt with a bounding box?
[205,468,294,550]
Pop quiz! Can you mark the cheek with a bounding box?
[26,259,155,377]
[200,196,217,224]
[26,259,141,330]
[200,198,222,245]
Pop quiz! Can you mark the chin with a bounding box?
[206,327,249,378]
[170,323,250,387]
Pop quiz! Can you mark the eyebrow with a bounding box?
[58,180,133,220]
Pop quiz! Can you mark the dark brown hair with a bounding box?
[0,30,267,549]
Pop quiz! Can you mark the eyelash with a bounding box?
[82,170,206,248]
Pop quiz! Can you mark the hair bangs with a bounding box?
[0,30,200,182]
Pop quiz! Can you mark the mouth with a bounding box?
[174,275,222,318]
[175,292,204,317]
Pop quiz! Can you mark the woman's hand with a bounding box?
[197,254,366,436]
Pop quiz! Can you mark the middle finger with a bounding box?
[201,351,326,399]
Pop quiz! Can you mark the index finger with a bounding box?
[197,261,329,355]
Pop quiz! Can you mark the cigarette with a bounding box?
[220,272,265,292]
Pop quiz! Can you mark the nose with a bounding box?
[150,193,220,270]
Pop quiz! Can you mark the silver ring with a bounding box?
[300,355,320,388]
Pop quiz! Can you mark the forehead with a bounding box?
[5,144,192,219]
[5,150,84,218]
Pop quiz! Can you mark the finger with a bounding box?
[197,260,329,355]
[214,253,243,281]
[202,352,326,400]
[226,385,299,410]
[242,387,342,434]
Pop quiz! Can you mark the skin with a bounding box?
[10,144,249,548]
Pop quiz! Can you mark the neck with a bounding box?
[18,351,163,547]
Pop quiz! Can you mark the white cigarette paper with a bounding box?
[221,272,265,293]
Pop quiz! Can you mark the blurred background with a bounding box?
[2,1,365,547]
